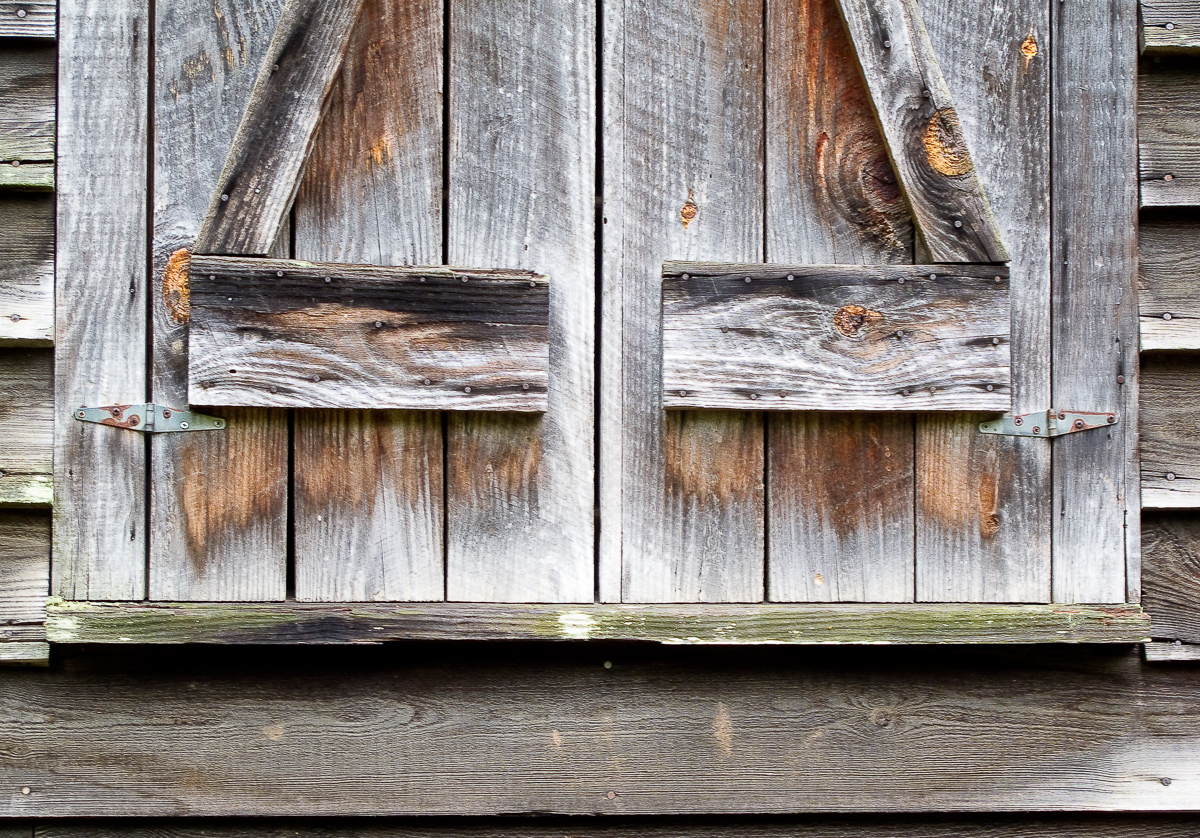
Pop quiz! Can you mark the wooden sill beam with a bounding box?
[45,600,1150,645]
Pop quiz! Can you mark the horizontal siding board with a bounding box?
[0,163,52,190]
[1139,219,1200,350]
[1143,512,1200,642]
[0,350,51,507]
[1141,356,1200,508]
[0,511,48,640]
[0,2,55,37]
[1139,70,1200,207]
[0,44,55,161]
[0,193,53,345]
[1141,0,1200,54]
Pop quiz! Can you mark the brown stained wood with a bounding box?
[193,0,367,256]
[54,0,148,599]
[0,2,55,38]
[1140,70,1200,208]
[915,0,1051,603]
[832,0,1008,263]
[662,263,1010,412]
[188,257,550,412]
[1142,0,1200,54]
[1143,512,1200,642]
[1141,356,1200,508]
[0,193,53,345]
[150,0,288,602]
[0,511,48,642]
[1052,0,1140,603]
[446,0,595,602]
[604,0,766,603]
[765,0,914,604]
[1140,220,1200,350]
[292,0,444,603]
[0,44,55,161]
[0,350,51,508]
[1145,641,1200,662]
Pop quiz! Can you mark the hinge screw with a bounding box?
[1058,412,1066,420]
[179,421,189,429]
[1032,426,1040,434]
[1073,419,1084,430]
[1014,417,1024,426]
[111,407,122,417]
[1107,415,1116,423]
[162,409,171,418]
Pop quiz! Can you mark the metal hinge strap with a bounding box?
[74,404,225,433]
[978,409,1117,438]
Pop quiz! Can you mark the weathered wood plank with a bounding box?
[1139,70,1200,208]
[1142,0,1200,54]
[1140,220,1200,350]
[915,0,1051,603]
[193,0,366,256]
[0,642,48,665]
[765,0,914,604]
[0,193,53,345]
[0,350,51,508]
[0,1,55,38]
[1052,0,1139,603]
[832,0,1008,263]
[1141,356,1200,508]
[1145,641,1200,662]
[662,263,1010,411]
[188,256,550,412]
[604,0,766,602]
[292,0,444,603]
[446,0,595,601]
[0,512,48,643]
[0,44,55,161]
[44,600,1148,645]
[0,162,52,190]
[149,0,288,602]
[1143,512,1200,643]
[54,0,147,599]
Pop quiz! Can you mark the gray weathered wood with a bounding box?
[193,0,366,256]
[662,263,1010,411]
[1145,641,1200,662]
[446,0,595,601]
[0,162,52,190]
[1142,0,1200,53]
[0,511,48,642]
[54,0,147,599]
[0,1,55,38]
[43,600,1149,645]
[0,641,48,664]
[765,0,914,604]
[0,350,51,508]
[832,0,1008,263]
[1143,512,1200,642]
[292,0,444,602]
[1051,0,1139,603]
[1140,220,1200,350]
[603,0,766,602]
[0,44,55,161]
[0,194,53,345]
[1142,357,1200,508]
[1140,70,1200,208]
[188,256,550,412]
[915,0,1051,602]
[149,0,288,602]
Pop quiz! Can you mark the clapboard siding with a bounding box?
[1142,355,1200,508]
[1142,0,1200,55]
[0,43,54,162]
[0,350,51,507]
[1140,218,1200,350]
[1143,512,1200,643]
[1140,69,1200,207]
[0,193,53,345]
[0,2,55,38]
[0,511,48,645]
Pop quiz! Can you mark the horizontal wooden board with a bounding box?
[1140,219,1200,350]
[0,162,52,190]
[0,44,55,161]
[0,193,53,345]
[0,350,51,507]
[0,641,47,665]
[1142,0,1200,54]
[44,600,1149,645]
[1143,512,1200,642]
[662,263,1010,411]
[0,2,55,38]
[1145,641,1200,662]
[188,256,550,411]
[1141,356,1200,508]
[0,511,48,643]
[1140,70,1200,207]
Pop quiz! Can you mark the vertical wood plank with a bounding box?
[914,0,1051,602]
[149,0,289,601]
[765,0,914,603]
[446,0,595,602]
[603,0,765,603]
[1051,0,1139,603]
[292,0,444,602]
[54,0,148,599]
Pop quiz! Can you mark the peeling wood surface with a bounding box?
[0,44,55,161]
[661,263,1010,412]
[1142,356,1200,508]
[0,194,53,345]
[1139,219,1200,350]
[1142,0,1200,54]
[293,0,444,603]
[0,1,55,38]
[1143,512,1200,642]
[0,511,48,642]
[188,257,550,412]
[0,350,51,508]
[1140,69,1200,207]
[54,0,148,599]
[832,0,1008,262]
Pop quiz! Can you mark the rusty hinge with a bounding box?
[978,409,1117,438]
[74,403,225,433]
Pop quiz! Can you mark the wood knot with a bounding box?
[162,247,191,324]
[834,304,882,337]
[1020,32,1038,72]
[681,189,698,229]
[923,109,973,177]
[981,513,1001,537]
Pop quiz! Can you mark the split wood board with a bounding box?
[662,263,1010,411]
[1141,0,1200,54]
[187,256,550,411]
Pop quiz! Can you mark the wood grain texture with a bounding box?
[0,511,48,642]
[0,641,47,664]
[0,193,53,345]
[915,0,1051,602]
[446,0,595,601]
[292,0,444,603]
[832,0,1008,262]
[1145,641,1200,662]
[0,350,51,508]
[0,44,55,161]
[1051,0,1140,603]
[0,162,52,190]
[1142,356,1200,508]
[662,263,1010,411]
[1142,0,1200,54]
[54,0,148,599]
[193,0,366,255]
[188,257,550,411]
[1140,220,1200,350]
[604,0,766,603]
[1143,512,1200,642]
[9,646,1200,815]
[0,1,55,38]
[765,0,914,604]
[1139,70,1200,207]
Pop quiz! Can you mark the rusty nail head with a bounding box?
[1074,419,1084,430]
[76,410,85,418]
[1058,411,1066,420]
[129,415,140,426]
[1107,415,1116,423]
[1014,416,1024,426]
[1167,472,1176,481]
[1032,426,1040,434]
[1117,374,1126,384]
[162,409,171,418]
[111,407,122,417]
